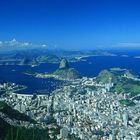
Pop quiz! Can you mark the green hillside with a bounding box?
[0,101,53,140]
[96,69,140,98]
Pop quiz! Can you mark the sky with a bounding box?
[0,0,140,50]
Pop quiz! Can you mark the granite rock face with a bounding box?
[54,58,81,80]
[59,58,69,69]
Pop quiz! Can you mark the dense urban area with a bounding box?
[1,58,140,140]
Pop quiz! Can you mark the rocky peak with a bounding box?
[59,58,69,69]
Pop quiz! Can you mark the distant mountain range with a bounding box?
[0,48,117,66]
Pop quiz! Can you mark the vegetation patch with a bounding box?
[119,99,135,106]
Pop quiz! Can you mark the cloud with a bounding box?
[0,38,36,48]
[0,39,52,49]
[107,42,140,49]
[118,42,140,47]
[41,44,48,47]
[21,42,32,47]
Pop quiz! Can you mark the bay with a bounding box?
[0,55,140,94]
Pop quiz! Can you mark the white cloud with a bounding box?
[10,38,17,43]
[0,38,51,49]
[41,44,48,47]
[108,42,140,49]
[0,38,32,48]
[21,42,32,47]
[118,42,140,47]
[8,38,18,46]
[0,41,3,47]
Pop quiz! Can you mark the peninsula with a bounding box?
[25,58,81,81]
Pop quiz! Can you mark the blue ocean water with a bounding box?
[71,56,140,77]
[0,64,60,94]
[0,55,140,94]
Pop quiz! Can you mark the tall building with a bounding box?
[60,127,68,139]
[109,134,115,140]
[123,112,128,127]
